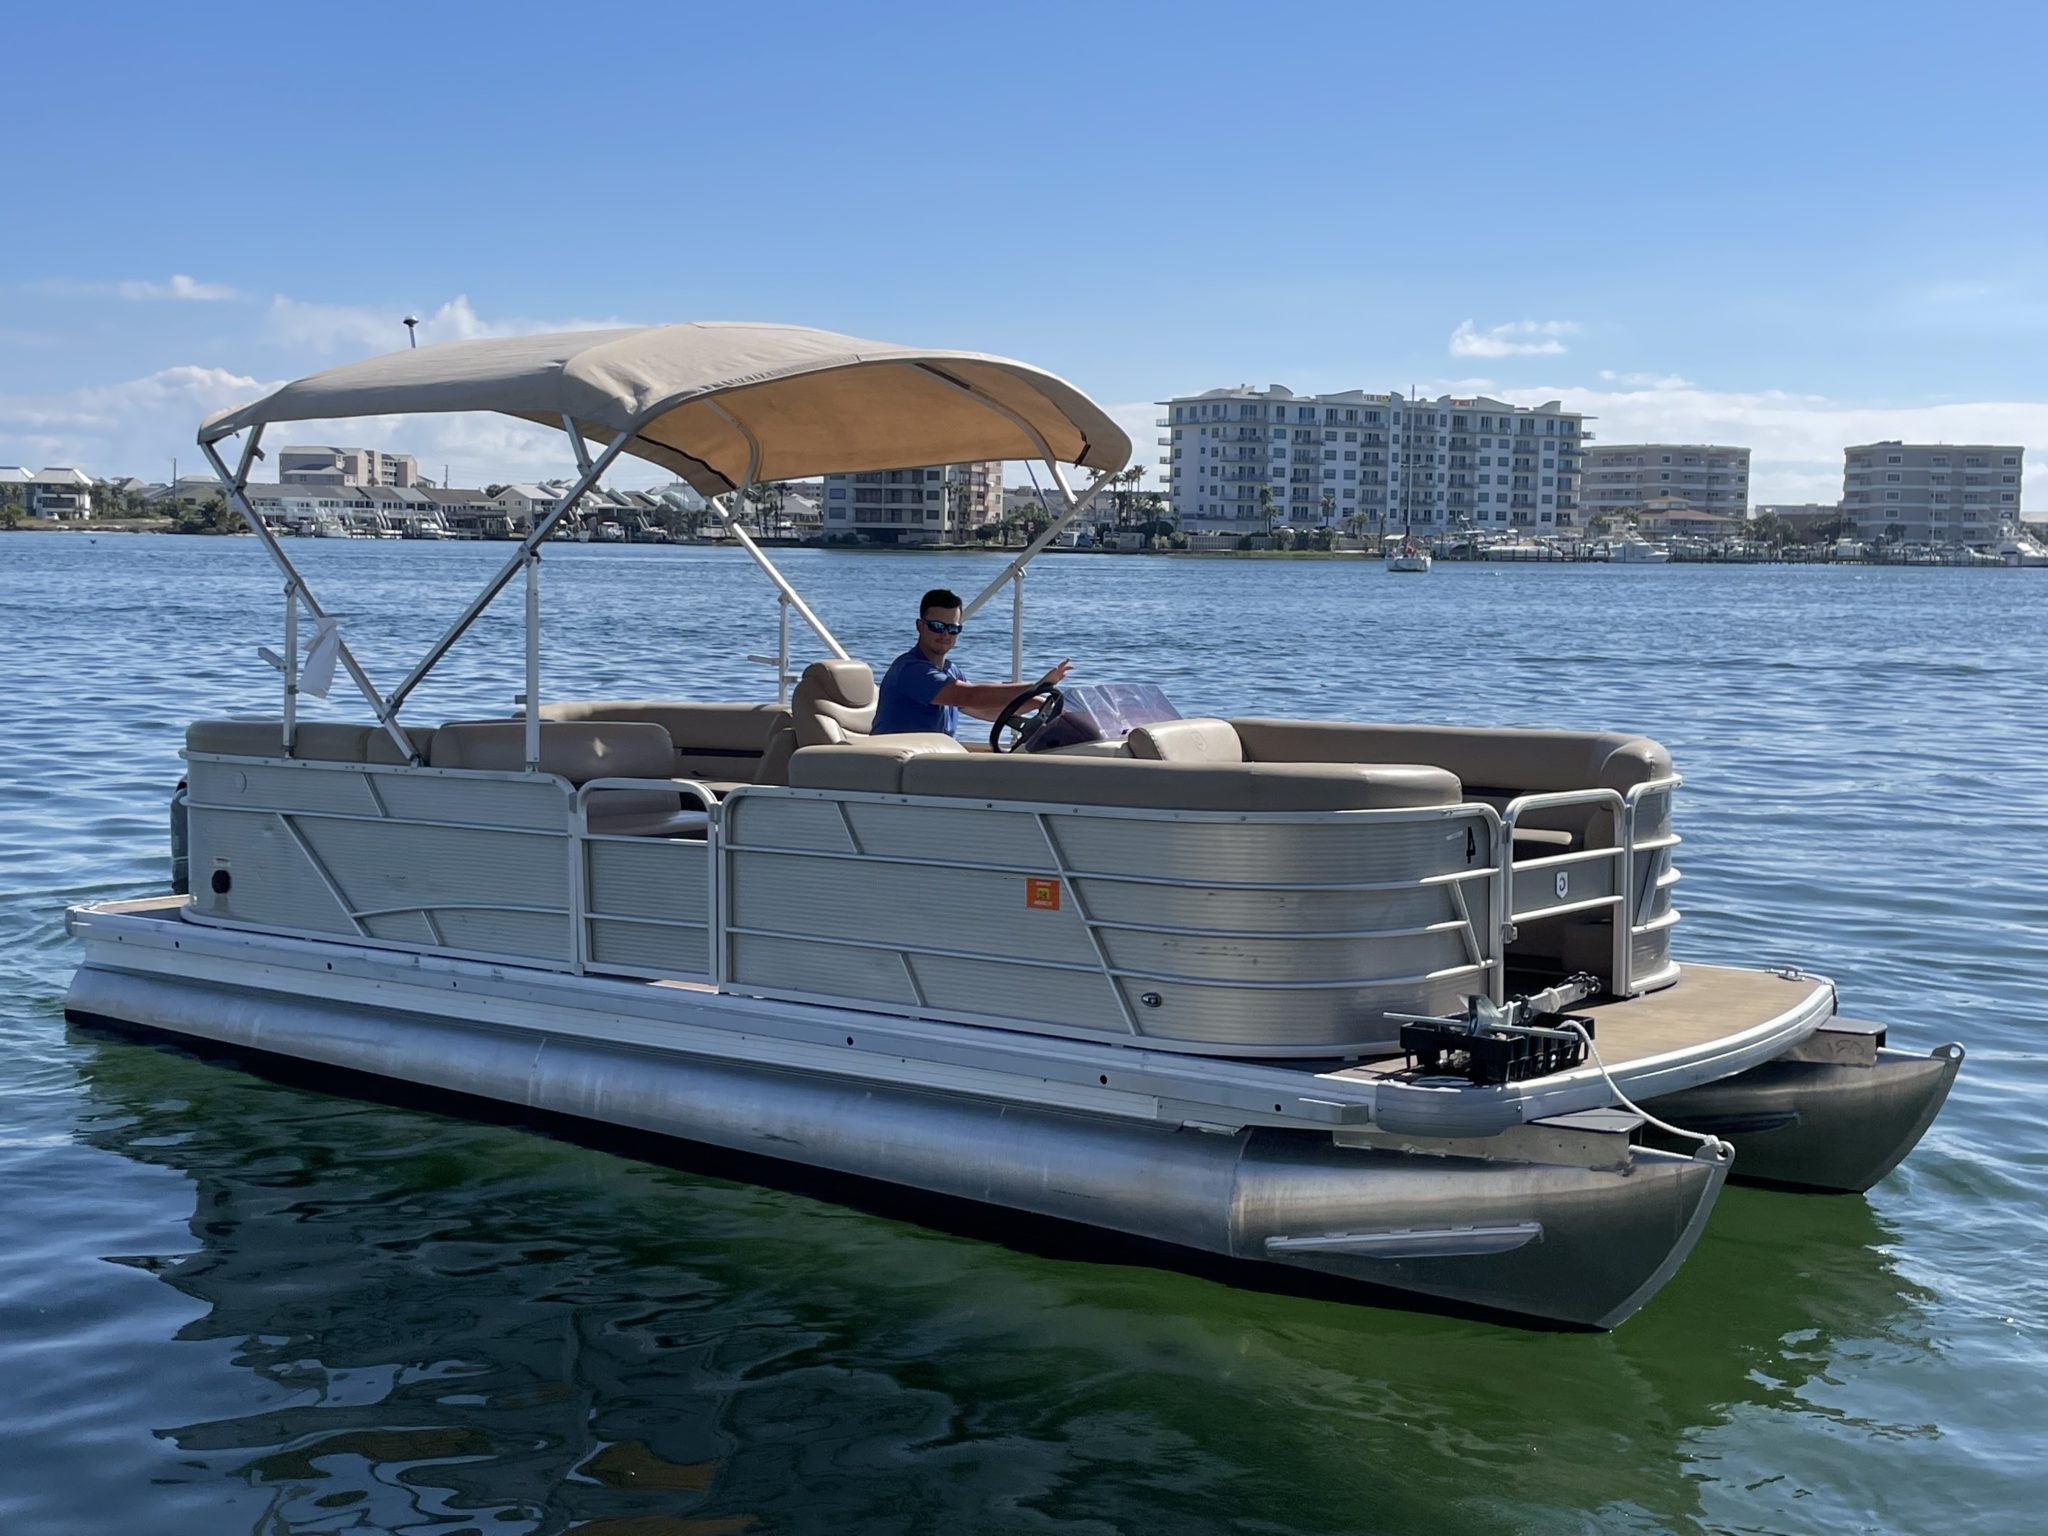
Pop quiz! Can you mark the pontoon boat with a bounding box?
[63,322,1961,1329]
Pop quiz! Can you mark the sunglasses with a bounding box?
[920,619,964,635]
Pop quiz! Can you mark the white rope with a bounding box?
[1557,1020,1733,1160]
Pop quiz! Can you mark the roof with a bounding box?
[201,321,1130,496]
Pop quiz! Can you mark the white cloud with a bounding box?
[1598,369,1693,390]
[118,274,238,302]
[265,293,635,355]
[0,364,272,474]
[28,274,239,301]
[1449,319,1579,358]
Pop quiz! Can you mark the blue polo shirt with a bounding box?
[874,647,964,736]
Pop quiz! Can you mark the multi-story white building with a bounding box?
[1580,444,1749,520]
[279,445,424,489]
[1841,441,2023,545]
[821,462,1002,544]
[1158,386,1588,534]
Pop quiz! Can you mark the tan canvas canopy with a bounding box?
[201,321,1131,494]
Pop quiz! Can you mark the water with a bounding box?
[2,535,2044,1535]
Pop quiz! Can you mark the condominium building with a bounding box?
[1580,444,1749,520]
[1157,386,1588,534]
[1841,441,2023,544]
[278,445,424,489]
[821,462,1002,544]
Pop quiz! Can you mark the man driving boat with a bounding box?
[873,588,1071,741]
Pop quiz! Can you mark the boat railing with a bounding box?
[1499,773,1682,997]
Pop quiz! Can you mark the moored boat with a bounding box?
[63,321,1962,1329]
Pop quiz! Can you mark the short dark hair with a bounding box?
[920,588,963,616]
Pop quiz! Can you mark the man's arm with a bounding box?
[935,659,1072,722]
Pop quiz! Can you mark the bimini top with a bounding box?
[201,321,1129,495]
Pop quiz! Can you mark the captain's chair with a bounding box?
[793,660,878,746]
[757,659,877,786]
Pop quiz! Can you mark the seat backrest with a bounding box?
[429,720,675,783]
[792,660,877,747]
[1126,717,1245,764]
[185,718,432,764]
[1230,718,1670,795]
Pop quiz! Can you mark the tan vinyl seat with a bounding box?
[897,754,1460,812]
[755,659,883,790]
[787,734,968,793]
[537,699,789,782]
[431,720,707,838]
[185,719,432,763]
[791,660,878,746]
[1126,717,1245,764]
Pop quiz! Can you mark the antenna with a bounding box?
[403,315,420,348]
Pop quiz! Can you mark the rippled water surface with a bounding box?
[2,535,2044,1535]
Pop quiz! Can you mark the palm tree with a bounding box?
[1320,490,1336,529]
[1257,484,1277,542]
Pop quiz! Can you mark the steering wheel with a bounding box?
[989,684,1065,754]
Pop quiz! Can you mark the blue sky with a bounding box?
[6,0,2047,505]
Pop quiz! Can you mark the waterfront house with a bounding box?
[3,466,96,519]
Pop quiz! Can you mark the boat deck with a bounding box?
[1325,964,1826,1083]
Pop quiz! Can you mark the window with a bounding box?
[1885,490,1901,501]
[1885,473,1901,482]
[1887,454,1903,464]
[2003,455,2018,466]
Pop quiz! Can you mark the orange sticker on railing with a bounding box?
[1026,877,1061,911]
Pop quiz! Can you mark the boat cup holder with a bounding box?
[210,869,232,895]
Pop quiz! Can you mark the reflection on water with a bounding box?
[66,1026,1935,1536]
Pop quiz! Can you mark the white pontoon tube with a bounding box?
[196,321,1133,745]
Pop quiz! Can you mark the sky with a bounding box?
[5,0,2048,508]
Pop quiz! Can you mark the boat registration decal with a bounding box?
[1026,877,1061,911]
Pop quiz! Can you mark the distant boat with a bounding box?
[1595,532,1671,564]
[1831,538,1868,562]
[1992,523,2047,567]
[1483,536,1553,562]
[1385,538,1431,573]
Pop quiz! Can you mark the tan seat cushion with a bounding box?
[538,699,787,750]
[1230,718,1670,793]
[430,720,675,782]
[792,660,877,747]
[186,719,295,757]
[185,719,430,763]
[898,755,1459,812]
[1126,717,1244,764]
[787,734,968,793]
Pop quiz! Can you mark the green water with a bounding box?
[3,537,2042,1534]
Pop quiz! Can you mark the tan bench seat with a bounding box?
[786,737,1459,811]
[537,700,789,783]
[185,719,433,764]
[432,720,706,837]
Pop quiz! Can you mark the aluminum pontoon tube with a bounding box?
[1638,1040,1963,1193]
[65,964,1729,1331]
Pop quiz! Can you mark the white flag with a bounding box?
[301,618,341,699]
